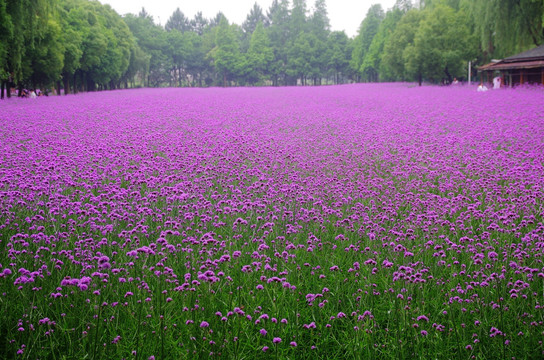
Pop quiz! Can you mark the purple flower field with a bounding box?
[1,84,544,359]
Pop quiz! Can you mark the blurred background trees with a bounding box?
[1,0,543,97]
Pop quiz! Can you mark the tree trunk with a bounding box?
[87,77,95,92]
[63,77,70,95]
[0,81,5,99]
[418,73,422,86]
[444,67,452,84]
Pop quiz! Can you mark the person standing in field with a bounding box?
[493,76,502,89]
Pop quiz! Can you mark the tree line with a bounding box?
[1,0,543,98]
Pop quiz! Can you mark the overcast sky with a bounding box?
[98,0,398,38]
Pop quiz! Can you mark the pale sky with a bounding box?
[98,0,398,38]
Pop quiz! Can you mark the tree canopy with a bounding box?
[1,0,543,98]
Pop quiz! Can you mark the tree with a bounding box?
[190,12,208,35]
[124,10,170,87]
[241,3,267,52]
[246,22,274,84]
[122,43,150,88]
[266,0,291,85]
[243,3,267,34]
[165,8,190,33]
[184,31,205,86]
[290,0,308,36]
[97,3,133,89]
[326,31,351,84]
[72,1,133,91]
[309,0,330,39]
[0,0,14,98]
[394,0,414,12]
[58,1,85,94]
[468,0,543,60]
[27,16,64,89]
[381,9,422,81]
[361,7,403,82]
[209,12,228,28]
[286,0,309,84]
[286,31,315,85]
[166,29,189,86]
[350,4,384,81]
[405,3,477,84]
[212,18,244,86]
[1,0,55,98]
[308,0,331,84]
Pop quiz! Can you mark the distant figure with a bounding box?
[477,82,488,92]
[29,89,37,99]
[493,76,502,89]
[452,78,459,85]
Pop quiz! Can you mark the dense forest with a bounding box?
[1,0,543,97]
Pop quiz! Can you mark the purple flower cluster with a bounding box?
[1,84,543,358]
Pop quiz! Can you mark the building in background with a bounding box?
[478,44,544,87]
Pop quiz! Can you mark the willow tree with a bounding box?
[469,0,544,59]
[1,0,55,98]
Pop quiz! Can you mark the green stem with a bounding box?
[92,300,103,360]
[135,302,142,360]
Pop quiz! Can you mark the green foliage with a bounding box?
[309,0,330,40]
[190,11,208,35]
[351,4,384,80]
[60,0,133,90]
[27,17,64,85]
[212,18,245,86]
[166,30,189,86]
[0,0,13,80]
[165,8,190,33]
[286,32,315,84]
[123,43,150,87]
[468,0,544,60]
[326,31,351,84]
[382,10,423,81]
[1,0,544,95]
[247,22,274,84]
[124,11,169,87]
[2,0,55,84]
[266,0,291,85]
[290,0,308,36]
[405,3,477,83]
[241,3,267,53]
[243,3,267,35]
[361,8,403,82]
